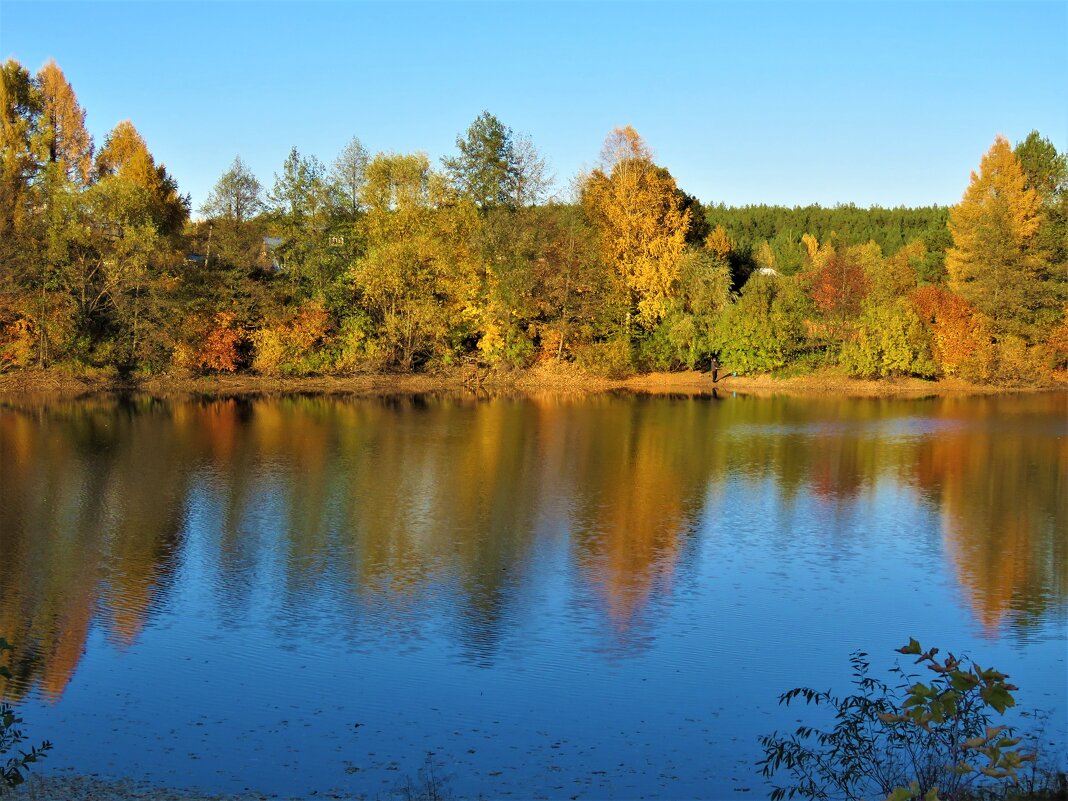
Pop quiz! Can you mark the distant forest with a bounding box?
[2,58,1066,383]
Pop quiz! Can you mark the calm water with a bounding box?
[1,392,1065,799]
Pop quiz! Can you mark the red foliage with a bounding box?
[809,252,869,318]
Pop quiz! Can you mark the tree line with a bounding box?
[2,58,1066,383]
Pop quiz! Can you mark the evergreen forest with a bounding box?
[3,59,1067,385]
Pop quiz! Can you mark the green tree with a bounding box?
[712,272,808,373]
[267,146,342,297]
[443,111,516,210]
[330,135,369,218]
[839,299,936,378]
[1014,131,1067,203]
[201,155,262,223]
[198,156,267,274]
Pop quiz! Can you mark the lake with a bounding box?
[1,391,1065,799]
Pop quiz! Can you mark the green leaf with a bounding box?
[980,685,1015,714]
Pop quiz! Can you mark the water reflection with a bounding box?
[0,392,1065,705]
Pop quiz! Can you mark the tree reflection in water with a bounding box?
[0,392,1064,702]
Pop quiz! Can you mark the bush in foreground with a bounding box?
[757,639,1057,801]
[0,637,51,790]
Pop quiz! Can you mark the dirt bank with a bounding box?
[0,364,1062,401]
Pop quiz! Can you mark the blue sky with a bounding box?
[2,1,1065,212]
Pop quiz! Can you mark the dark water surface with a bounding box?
[1,392,1065,799]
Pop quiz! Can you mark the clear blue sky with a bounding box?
[2,1,1065,213]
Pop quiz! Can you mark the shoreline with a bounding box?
[0,364,1064,401]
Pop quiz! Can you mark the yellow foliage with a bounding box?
[1,318,36,369]
[946,136,1046,335]
[581,127,690,327]
[705,225,734,260]
[37,59,93,185]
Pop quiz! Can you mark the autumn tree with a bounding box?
[349,152,479,369]
[71,120,190,367]
[0,60,42,249]
[910,285,995,381]
[581,126,690,328]
[36,60,92,187]
[95,120,188,236]
[946,136,1051,339]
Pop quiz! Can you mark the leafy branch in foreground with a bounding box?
[758,639,1037,801]
[0,637,52,790]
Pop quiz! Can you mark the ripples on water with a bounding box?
[0,392,1065,798]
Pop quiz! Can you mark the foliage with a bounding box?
[946,136,1053,340]
[0,55,1063,385]
[0,637,52,789]
[909,286,996,381]
[758,640,1038,801]
[251,300,332,376]
[712,272,808,373]
[1046,306,1068,370]
[581,127,690,327]
[172,311,245,373]
[573,336,633,378]
[840,300,936,379]
[993,336,1052,387]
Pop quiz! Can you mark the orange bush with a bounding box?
[909,286,995,381]
[173,312,244,373]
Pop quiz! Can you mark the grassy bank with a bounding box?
[1,364,1065,401]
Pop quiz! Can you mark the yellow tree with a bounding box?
[946,136,1049,339]
[37,60,92,186]
[581,126,690,327]
[0,59,43,243]
[95,120,188,236]
[349,152,479,368]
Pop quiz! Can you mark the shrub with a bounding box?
[251,300,333,376]
[758,640,1037,801]
[0,637,51,789]
[994,336,1052,386]
[172,312,246,374]
[574,337,633,378]
[840,300,936,379]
